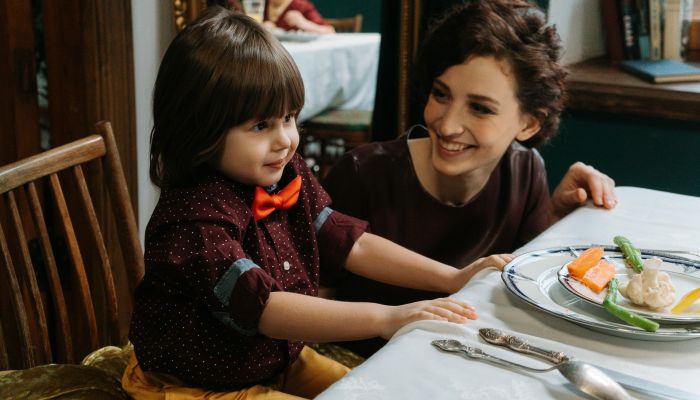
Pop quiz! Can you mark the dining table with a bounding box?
[317,186,700,400]
[278,32,380,122]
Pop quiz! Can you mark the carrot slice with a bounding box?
[567,247,604,279]
[581,259,617,294]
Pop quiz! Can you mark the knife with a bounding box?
[479,328,698,400]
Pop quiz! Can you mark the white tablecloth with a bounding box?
[317,187,700,399]
[281,33,380,122]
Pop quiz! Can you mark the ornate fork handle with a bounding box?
[479,328,568,364]
[504,336,569,364]
[458,345,557,373]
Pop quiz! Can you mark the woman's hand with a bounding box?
[450,254,513,293]
[550,162,617,222]
[379,298,477,339]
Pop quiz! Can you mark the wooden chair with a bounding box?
[300,14,372,178]
[0,121,144,371]
[325,14,363,33]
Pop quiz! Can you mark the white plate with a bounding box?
[502,246,700,341]
[558,254,700,324]
[272,29,319,42]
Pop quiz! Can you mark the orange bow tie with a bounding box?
[252,176,302,221]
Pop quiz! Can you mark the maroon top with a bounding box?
[266,0,328,30]
[322,126,550,355]
[129,154,367,390]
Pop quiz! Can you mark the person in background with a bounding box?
[263,0,335,33]
[122,7,511,399]
[323,0,618,357]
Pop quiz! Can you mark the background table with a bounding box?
[317,187,700,399]
[280,33,380,122]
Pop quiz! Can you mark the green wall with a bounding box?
[312,0,381,32]
[539,111,700,197]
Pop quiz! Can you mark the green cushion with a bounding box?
[308,109,372,131]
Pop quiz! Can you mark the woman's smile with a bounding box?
[436,137,475,154]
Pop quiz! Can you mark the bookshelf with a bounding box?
[566,57,700,122]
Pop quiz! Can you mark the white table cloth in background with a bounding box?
[317,187,700,400]
[280,33,380,122]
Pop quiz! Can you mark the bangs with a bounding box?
[222,34,305,125]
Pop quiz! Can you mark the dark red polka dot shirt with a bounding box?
[129,154,368,390]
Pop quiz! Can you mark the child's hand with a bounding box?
[380,298,477,339]
[550,162,617,221]
[447,254,513,293]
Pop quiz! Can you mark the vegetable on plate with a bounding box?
[613,235,644,273]
[603,278,659,332]
[671,287,700,314]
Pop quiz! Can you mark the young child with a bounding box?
[323,0,618,357]
[122,7,511,399]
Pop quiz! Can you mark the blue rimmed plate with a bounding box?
[502,245,700,341]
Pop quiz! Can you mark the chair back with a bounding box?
[0,121,144,370]
[326,14,363,33]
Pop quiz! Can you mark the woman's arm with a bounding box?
[344,232,512,294]
[258,291,475,342]
[283,10,335,33]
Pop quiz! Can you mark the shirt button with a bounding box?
[283,261,291,271]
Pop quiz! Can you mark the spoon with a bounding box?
[431,339,631,400]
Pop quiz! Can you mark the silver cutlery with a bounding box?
[479,328,699,400]
[431,339,631,400]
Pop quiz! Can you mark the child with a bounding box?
[122,7,510,399]
[323,0,618,357]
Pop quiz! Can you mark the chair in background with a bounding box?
[325,14,363,33]
[0,121,144,399]
[301,14,373,178]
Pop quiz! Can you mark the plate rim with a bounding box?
[501,245,700,340]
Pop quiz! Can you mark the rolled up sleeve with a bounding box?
[213,259,283,336]
[315,207,368,283]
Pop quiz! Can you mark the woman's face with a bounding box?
[216,112,299,187]
[423,55,540,178]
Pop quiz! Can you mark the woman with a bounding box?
[323,0,616,357]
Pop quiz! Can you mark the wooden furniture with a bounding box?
[326,14,363,33]
[567,57,700,122]
[0,121,144,370]
[301,109,373,178]
[298,13,373,177]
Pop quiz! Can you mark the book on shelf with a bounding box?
[664,0,683,59]
[649,0,663,59]
[619,0,640,59]
[619,59,700,82]
[601,0,626,62]
[636,0,652,59]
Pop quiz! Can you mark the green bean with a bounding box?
[603,278,659,332]
[613,235,644,273]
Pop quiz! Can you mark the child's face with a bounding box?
[423,55,540,179]
[216,113,299,187]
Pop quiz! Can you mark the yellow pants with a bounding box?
[121,346,349,400]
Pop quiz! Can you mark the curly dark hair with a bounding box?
[414,0,567,147]
[150,6,304,188]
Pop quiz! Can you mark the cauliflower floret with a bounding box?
[618,257,676,310]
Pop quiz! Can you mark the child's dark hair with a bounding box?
[150,6,304,187]
[415,0,567,147]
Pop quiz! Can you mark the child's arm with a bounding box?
[258,291,475,342]
[344,232,513,294]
